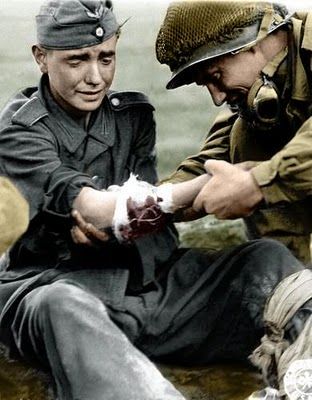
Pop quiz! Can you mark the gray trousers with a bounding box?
[7,240,303,400]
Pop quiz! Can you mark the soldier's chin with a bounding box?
[228,100,247,114]
[228,103,242,113]
[78,99,103,112]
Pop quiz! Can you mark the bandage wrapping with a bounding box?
[156,183,174,213]
[111,174,173,242]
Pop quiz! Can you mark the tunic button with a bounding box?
[95,27,104,37]
[111,97,120,107]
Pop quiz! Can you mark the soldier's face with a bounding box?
[194,47,267,109]
[35,35,117,117]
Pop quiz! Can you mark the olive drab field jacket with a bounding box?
[164,13,312,263]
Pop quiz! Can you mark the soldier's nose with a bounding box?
[206,83,226,106]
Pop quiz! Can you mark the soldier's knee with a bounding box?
[36,280,106,326]
[252,238,296,259]
[236,240,303,326]
[245,239,303,278]
[260,238,299,257]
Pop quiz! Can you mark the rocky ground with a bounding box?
[160,363,262,400]
[0,348,52,399]
[176,215,247,251]
[0,355,262,400]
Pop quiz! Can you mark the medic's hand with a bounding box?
[71,209,111,247]
[193,160,264,219]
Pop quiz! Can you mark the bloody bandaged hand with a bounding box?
[112,174,173,242]
[117,196,168,241]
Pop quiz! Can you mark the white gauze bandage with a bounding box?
[111,174,173,242]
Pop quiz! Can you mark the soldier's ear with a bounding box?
[32,45,49,74]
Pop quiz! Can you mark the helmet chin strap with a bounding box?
[241,46,288,131]
[257,3,285,43]
[235,4,288,55]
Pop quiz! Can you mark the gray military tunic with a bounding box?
[0,73,176,338]
[0,76,177,270]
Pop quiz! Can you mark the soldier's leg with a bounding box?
[10,280,186,400]
[208,239,305,361]
[137,239,303,364]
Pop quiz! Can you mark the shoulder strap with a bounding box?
[107,90,155,111]
[12,96,48,127]
[297,12,312,94]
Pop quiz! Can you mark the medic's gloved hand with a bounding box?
[111,174,173,242]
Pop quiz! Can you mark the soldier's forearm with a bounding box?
[72,174,211,241]
[170,174,211,210]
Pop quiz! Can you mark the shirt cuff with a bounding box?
[251,161,294,204]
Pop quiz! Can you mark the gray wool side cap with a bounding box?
[36,0,119,50]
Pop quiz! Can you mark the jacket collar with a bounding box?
[290,16,312,102]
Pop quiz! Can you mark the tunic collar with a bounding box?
[37,75,115,153]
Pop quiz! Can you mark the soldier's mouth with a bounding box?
[78,90,103,95]
[227,93,248,111]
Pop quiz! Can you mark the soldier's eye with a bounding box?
[211,72,221,83]
[101,57,113,65]
[68,60,81,67]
